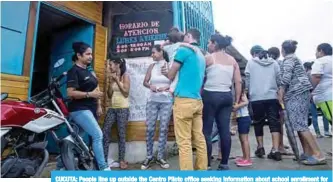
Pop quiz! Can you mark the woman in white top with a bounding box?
[141,44,173,170]
[311,43,332,125]
[202,34,242,170]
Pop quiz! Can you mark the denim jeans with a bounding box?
[202,90,233,166]
[57,110,108,170]
[70,110,108,170]
[310,102,329,134]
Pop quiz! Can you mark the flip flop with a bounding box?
[279,150,294,156]
[302,156,327,166]
[293,153,309,161]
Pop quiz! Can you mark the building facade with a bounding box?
[1,1,215,163]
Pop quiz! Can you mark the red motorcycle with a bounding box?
[1,71,97,177]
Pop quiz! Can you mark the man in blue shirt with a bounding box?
[162,28,207,170]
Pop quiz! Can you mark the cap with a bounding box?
[251,45,264,52]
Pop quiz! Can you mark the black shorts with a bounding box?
[251,99,281,135]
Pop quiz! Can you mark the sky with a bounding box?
[212,0,333,61]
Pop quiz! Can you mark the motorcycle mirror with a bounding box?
[1,93,8,101]
[54,58,65,69]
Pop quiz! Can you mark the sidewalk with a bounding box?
[116,124,333,171]
[42,117,332,176]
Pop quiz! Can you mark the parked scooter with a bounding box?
[1,60,96,177]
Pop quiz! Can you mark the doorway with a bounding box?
[30,3,95,153]
[30,3,94,97]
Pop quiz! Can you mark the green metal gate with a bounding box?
[173,1,215,50]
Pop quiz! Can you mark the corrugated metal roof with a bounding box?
[226,45,248,76]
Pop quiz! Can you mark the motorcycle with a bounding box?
[1,60,97,177]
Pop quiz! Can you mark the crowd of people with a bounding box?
[62,26,332,171]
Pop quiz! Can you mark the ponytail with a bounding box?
[72,42,91,62]
[162,51,170,62]
[119,59,127,76]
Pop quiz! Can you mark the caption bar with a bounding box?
[52,171,332,182]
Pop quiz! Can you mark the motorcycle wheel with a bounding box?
[60,140,97,170]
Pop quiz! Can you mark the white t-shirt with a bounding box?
[163,43,182,92]
[311,55,332,104]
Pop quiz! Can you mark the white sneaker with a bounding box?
[156,159,170,169]
[108,159,120,168]
[324,131,332,137]
[103,167,111,171]
[109,162,120,168]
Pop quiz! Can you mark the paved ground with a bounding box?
[42,117,332,177]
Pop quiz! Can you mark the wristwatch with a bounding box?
[86,92,90,98]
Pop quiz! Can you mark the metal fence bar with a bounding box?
[173,1,215,51]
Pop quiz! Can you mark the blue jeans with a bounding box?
[202,90,233,166]
[65,110,108,170]
[310,102,329,134]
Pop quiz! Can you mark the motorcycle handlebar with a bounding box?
[30,71,67,106]
[53,72,67,83]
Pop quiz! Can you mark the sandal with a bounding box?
[302,156,327,166]
[120,161,128,169]
[230,126,237,134]
[279,149,294,156]
[293,153,309,161]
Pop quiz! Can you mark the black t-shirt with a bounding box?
[67,64,98,112]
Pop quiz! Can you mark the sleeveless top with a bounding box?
[149,60,172,103]
[110,80,129,109]
[204,54,234,92]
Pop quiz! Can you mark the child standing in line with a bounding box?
[233,81,253,167]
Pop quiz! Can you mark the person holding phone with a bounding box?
[141,44,173,170]
[161,28,207,170]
